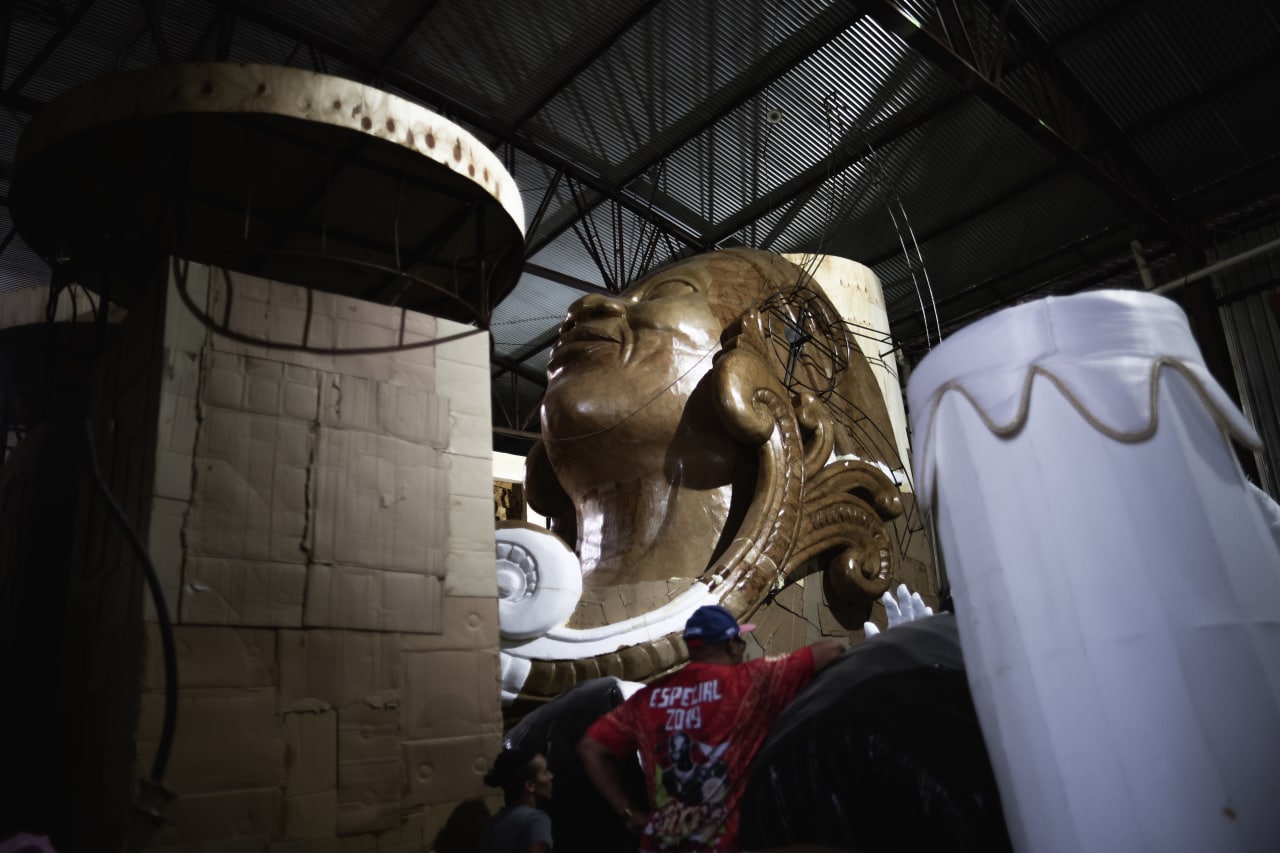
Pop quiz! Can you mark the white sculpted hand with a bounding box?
[863,583,934,637]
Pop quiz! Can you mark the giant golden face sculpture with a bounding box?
[521,248,904,695]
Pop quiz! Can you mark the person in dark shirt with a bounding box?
[481,747,555,853]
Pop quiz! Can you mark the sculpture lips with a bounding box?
[548,323,624,366]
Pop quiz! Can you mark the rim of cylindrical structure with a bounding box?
[10,63,526,321]
[15,62,524,234]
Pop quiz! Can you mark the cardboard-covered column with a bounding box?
[783,253,913,485]
[908,290,1280,853]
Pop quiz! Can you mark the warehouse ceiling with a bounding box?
[2,0,1279,454]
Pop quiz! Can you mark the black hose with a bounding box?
[82,419,178,782]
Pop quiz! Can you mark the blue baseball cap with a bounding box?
[683,605,757,647]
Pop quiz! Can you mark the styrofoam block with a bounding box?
[447,453,493,501]
[446,412,492,459]
[377,382,448,446]
[435,317,488,365]
[153,448,194,503]
[203,354,246,410]
[164,268,213,355]
[282,368,321,421]
[443,550,499,598]
[448,494,496,555]
[320,373,379,431]
[433,361,490,418]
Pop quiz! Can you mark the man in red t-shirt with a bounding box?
[578,605,844,852]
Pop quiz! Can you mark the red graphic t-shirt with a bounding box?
[586,648,815,852]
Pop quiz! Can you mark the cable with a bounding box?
[82,420,178,784]
[171,258,488,356]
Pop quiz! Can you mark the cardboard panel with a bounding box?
[317,374,446,446]
[303,565,442,633]
[187,408,311,564]
[401,734,498,807]
[181,556,307,627]
[401,649,501,740]
[137,688,285,794]
[200,351,321,424]
[310,427,448,576]
[284,707,338,797]
[164,263,212,356]
[398,596,499,653]
[149,787,281,845]
[144,838,272,853]
[283,791,338,840]
[447,493,494,561]
[143,624,277,690]
[337,701,402,835]
[154,346,201,500]
[278,629,402,711]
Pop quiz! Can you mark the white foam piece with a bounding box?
[909,290,1280,853]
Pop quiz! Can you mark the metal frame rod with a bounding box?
[1153,234,1280,295]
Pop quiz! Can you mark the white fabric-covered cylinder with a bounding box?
[908,290,1280,853]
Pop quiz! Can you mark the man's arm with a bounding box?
[577,733,649,832]
[808,638,845,673]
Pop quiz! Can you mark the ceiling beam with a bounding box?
[503,0,666,138]
[887,217,1141,341]
[975,0,1180,208]
[374,0,442,69]
[522,261,613,296]
[706,96,968,245]
[0,0,97,100]
[858,0,1191,245]
[523,1,869,256]
[491,352,548,388]
[862,163,1070,267]
[139,0,173,65]
[0,2,12,89]
[493,324,560,375]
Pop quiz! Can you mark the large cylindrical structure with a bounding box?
[908,290,1280,852]
[784,253,913,488]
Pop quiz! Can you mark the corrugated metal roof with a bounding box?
[1015,0,1122,45]
[490,278,580,360]
[1060,0,1280,131]
[1132,63,1280,195]
[2,0,1279,440]
[876,169,1128,320]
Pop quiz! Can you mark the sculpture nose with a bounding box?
[560,292,627,335]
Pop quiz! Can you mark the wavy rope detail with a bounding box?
[924,358,1262,447]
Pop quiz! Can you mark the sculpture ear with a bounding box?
[712,325,787,447]
[523,439,578,546]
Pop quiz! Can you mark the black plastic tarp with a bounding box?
[740,615,1012,852]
